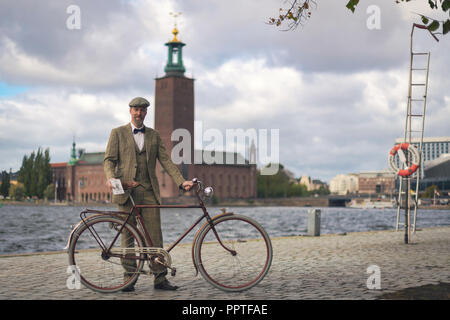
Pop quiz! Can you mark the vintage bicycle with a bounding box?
[65,178,272,293]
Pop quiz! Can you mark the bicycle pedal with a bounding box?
[171,267,176,277]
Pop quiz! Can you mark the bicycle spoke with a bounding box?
[195,215,272,292]
[68,216,145,293]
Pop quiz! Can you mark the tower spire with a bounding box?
[165,12,185,76]
[68,136,78,166]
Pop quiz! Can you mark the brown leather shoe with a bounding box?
[121,284,135,292]
[154,279,179,291]
[121,277,137,292]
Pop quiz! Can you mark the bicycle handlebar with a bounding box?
[121,177,211,196]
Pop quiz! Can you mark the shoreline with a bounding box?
[1,200,450,210]
[0,226,448,300]
[1,225,448,258]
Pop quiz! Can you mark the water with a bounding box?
[0,204,449,255]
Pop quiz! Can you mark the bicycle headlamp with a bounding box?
[204,187,214,197]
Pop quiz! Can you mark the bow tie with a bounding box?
[133,127,145,134]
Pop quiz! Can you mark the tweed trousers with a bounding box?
[118,185,167,284]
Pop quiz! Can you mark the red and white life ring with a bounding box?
[388,143,420,177]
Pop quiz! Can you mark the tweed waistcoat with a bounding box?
[134,142,152,190]
[104,124,185,205]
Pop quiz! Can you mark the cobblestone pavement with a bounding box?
[0,227,449,300]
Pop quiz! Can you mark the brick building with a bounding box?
[51,27,257,203]
[358,169,396,196]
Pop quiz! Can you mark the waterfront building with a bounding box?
[417,153,450,194]
[329,174,358,195]
[358,169,395,196]
[50,146,110,203]
[50,27,256,203]
[299,175,327,192]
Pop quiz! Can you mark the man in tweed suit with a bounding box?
[104,97,193,291]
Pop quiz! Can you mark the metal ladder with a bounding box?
[395,24,438,243]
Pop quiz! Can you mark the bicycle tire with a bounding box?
[67,216,145,293]
[193,214,272,292]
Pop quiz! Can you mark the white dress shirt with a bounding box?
[130,122,145,152]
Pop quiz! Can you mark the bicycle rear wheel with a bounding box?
[194,214,272,292]
[68,216,145,293]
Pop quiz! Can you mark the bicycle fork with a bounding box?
[205,215,237,256]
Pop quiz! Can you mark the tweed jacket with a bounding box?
[104,123,185,205]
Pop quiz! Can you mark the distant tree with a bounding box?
[0,170,11,197]
[18,147,52,199]
[37,149,52,199]
[422,185,439,198]
[257,164,308,198]
[269,0,450,35]
[287,183,308,197]
[315,184,330,196]
[43,184,55,200]
[9,183,25,201]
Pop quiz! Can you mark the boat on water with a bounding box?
[346,198,395,209]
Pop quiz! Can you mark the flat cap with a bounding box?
[129,97,150,108]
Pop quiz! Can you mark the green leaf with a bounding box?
[442,0,450,12]
[421,16,429,24]
[443,19,450,34]
[427,20,440,32]
[428,0,436,9]
[346,0,360,13]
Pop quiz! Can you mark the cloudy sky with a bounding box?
[0,0,449,182]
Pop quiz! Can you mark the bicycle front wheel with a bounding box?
[68,216,145,293]
[194,214,272,292]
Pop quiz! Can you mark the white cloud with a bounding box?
[0,0,449,183]
[0,37,78,84]
[196,58,302,124]
[189,56,426,181]
[0,90,148,170]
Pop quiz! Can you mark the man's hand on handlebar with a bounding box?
[181,180,194,191]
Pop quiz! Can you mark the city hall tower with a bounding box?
[155,27,194,197]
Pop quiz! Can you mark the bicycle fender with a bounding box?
[191,210,234,277]
[64,213,128,251]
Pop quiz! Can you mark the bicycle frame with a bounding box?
[71,180,236,272]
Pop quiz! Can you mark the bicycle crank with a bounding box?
[109,247,172,267]
[154,257,177,277]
